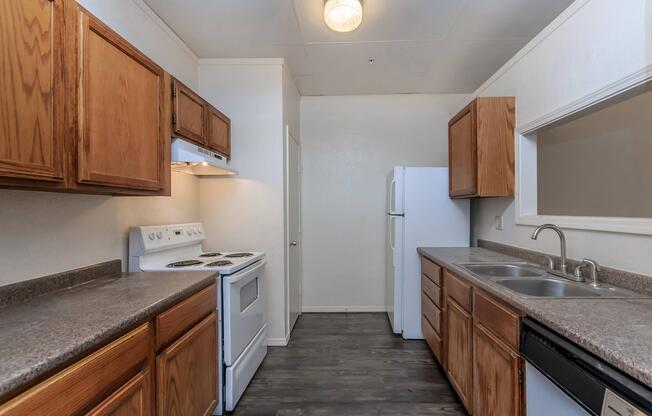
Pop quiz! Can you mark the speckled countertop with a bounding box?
[417,247,652,388]
[0,271,216,399]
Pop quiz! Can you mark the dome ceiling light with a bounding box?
[324,0,363,33]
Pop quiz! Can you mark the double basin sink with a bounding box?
[457,263,638,298]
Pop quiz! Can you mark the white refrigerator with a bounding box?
[386,167,470,339]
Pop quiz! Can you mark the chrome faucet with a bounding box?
[575,259,601,288]
[530,223,588,282]
[531,224,568,274]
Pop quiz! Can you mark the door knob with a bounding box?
[290,241,298,246]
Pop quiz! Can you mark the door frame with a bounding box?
[284,125,302,341]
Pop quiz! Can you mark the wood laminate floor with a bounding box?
[232,313,467,416]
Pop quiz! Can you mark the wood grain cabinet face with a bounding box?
[446,298,473,413]
[473,322,521,416]
[157,313,217,416]
[449,108,476,197]
[206,106,231,158]
[75,10,165,191]
[172,80,206,146]
[0,323,152,416]
[0,0,65,184]
[448,97,515,198]
[85,369,152,416]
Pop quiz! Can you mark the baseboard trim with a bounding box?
[266,336,289,347]
[301,306,387,313]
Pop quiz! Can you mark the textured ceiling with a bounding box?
[144,0,574,95]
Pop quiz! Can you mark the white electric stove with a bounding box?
[128,223,267,414]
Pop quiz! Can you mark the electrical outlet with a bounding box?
[494,215,503,231]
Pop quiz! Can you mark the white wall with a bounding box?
[0,0,201,285]
[76,0,198,88]
[197,59,291,344]
[300,94,470,311]
[470,0,652,275]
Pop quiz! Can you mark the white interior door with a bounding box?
[286,127,302,334]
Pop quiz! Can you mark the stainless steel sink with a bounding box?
[460,263,545,278]
[496,278,602,298]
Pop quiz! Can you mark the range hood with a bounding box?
[171,138,237,176]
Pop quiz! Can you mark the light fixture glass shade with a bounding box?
[324,0,362,33]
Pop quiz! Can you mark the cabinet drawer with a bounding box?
[155,283,216,350]
[420,257,442,286]
[0,323,152,416]
[473,290,521,350]
[422,293,441,334]
[422,274,441,307]
[85,367,152,416]
[445,270,472,312]
[422,316,442,364]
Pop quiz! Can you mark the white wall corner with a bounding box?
[472,0,592,99]
[199,58,286,66]
[129,0,199,64]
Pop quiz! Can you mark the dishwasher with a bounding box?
[521,318,651,416]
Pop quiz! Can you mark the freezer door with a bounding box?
[386,168,405,333]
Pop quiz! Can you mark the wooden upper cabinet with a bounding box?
[206,105,231,158]
[72,7,167,193]
[0,0,65,186]
[449,97,515,198]
[172,80,207,146]
[473,322,521,416]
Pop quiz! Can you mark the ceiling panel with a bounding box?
[448,0,574,40]
[144,0,303,52]
[294,0,466,43]
[143,0,575,95]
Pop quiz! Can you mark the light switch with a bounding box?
[494,215,503,231]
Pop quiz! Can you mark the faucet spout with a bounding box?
[531,224,567,274]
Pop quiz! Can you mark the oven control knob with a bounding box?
[148,232,155,241]
[193,228,198,235]
[186,229,192,236]
[156,231,163,239]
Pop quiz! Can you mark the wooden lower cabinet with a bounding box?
[0,284,217,416]
[421,255,525,415]
[86,369,152,416]
[473,322,521,416]
[157,313,218,416]
[0,323,152,416]
[446,298,473,413]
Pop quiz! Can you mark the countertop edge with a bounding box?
[417,246,652,388]
[0,273,216,400]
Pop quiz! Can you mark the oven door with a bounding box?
[223,260,266,366]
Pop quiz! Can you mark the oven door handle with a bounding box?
[223,261,266,284]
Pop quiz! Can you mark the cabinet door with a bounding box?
[173,80,206,146]
[449,106,476,197]
[85,368,152,416]
[473,322,521,416]
[446,297,473,413]
[75,9,165,191]
[0,0,65,184]
[157,313,217,416]
[206,106,231,158]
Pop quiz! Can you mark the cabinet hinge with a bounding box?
[518,368,523,385]
[171,86,177,98]
[172,114,177,125]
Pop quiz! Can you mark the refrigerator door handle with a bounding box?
[387,212,404,217]
[389,216,396,250]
